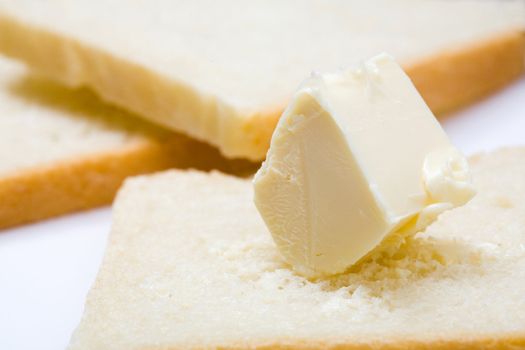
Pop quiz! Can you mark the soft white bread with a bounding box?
[0,1,523,160]
[69,148,525,349]
[0,57,253,229]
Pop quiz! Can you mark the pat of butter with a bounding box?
[253,53,475,278]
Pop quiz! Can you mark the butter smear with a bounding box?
[253,53,475,278]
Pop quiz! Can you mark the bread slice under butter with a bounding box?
[68,148,525,349]
[0,57,254,230]
[0,0,523,160]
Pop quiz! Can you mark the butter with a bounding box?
[253,53,475,278]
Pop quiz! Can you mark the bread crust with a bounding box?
[0,136,255,230]
[138,331,525,349]
[407,31,525,115]
[201,334,525,350]
[0,14,523,160]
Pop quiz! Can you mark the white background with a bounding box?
[0,77,524,350]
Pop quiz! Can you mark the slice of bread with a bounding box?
[0,57,254,230]
[0,1,523,160]
[68,148,525,349]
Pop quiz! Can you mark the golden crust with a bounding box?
[200,334,525,349]
[407,31,525,115]
[0,135,256,230]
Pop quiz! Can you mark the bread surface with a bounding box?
[0,0,523,159]
[68,148,525,349]
[0,57,254,229]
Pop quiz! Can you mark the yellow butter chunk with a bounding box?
[253,53,475,278]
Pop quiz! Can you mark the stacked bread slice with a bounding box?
[0,1,523,228]
[0,0,523,160]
